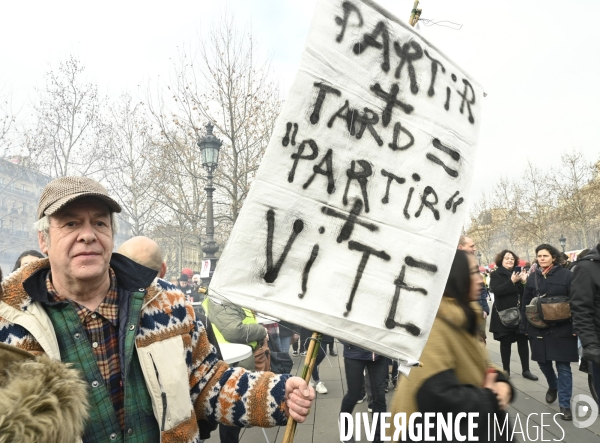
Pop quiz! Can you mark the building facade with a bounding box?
[0,157,51,274]
[151,225,203,278]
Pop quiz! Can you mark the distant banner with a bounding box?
[200,259,211,278]
[210,0,483,372]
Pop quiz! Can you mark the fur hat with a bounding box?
[0,343,89,443]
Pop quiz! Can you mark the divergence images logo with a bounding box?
[572,394,599,429]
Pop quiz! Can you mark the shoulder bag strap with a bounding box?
[534,272,544,298]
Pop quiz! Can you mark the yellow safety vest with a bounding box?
[201,298,260,350]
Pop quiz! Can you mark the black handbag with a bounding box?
[495,303,521,329]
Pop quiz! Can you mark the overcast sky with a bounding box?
[2,0,599,208]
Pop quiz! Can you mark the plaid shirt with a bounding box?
[46,268,124,430]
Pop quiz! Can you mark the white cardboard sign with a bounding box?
[210,0,483,371]
[200,259,211,278]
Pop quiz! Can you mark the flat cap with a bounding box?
[37,176,121,219]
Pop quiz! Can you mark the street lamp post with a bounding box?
[198,122,222,283]
[559,234,566,253]
[477,251,482,266]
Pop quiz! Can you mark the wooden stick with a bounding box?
[282,332,323,443]
[412,9,422,26]
[408,0,419,25]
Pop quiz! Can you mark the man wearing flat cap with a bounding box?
[0,176,314,443]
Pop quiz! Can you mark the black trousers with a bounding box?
[219,424,241,443]
[499,334,530,372]
[341,357,388,443]
[321,334,335,352]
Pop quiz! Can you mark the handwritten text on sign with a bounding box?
[210,0,483,369]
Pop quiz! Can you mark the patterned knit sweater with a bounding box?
[0,258,290,442]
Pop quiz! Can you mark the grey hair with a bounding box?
[34,213,118,246]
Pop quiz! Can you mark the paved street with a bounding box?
[205,319,600,443]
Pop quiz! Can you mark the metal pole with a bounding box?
[201,168,220,283]
[198,122,222,285]
[205,169,215,258]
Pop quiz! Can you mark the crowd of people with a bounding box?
[1,176,599,443]
[454,237,600,425]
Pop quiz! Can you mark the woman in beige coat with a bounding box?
[389,250,514,442]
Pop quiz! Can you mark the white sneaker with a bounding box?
[309,380,315,388]
[315,381,328,394]
[356,394,367,404]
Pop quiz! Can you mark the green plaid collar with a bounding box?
[46,268,119,325]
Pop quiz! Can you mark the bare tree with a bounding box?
[170,14,281,236]
[0,89,47,233]
[492,177,523,251]
[467,156,600,261]
[146,12,281,258]
[201,17,281,228]
[551,151,600,249]
[145,75,208,258]
[0,88,16,155]
[31,56,107,177]
[515,162,556,245]
[103,94,159,236]
[148,138,207,248]
[467,193,499,265]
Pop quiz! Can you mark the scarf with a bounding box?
[541,264,554,276]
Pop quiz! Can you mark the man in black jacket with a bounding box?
[571,244,600,403]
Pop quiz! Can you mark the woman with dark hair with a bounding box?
[12,250,45,272]
[489,249,537,380]
[389,250,514,442]
[521,243,577,421]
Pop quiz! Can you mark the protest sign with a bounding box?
[210,0,483,371]
[200,259,211,278]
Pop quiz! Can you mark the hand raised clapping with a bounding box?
[511,270,527,283]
